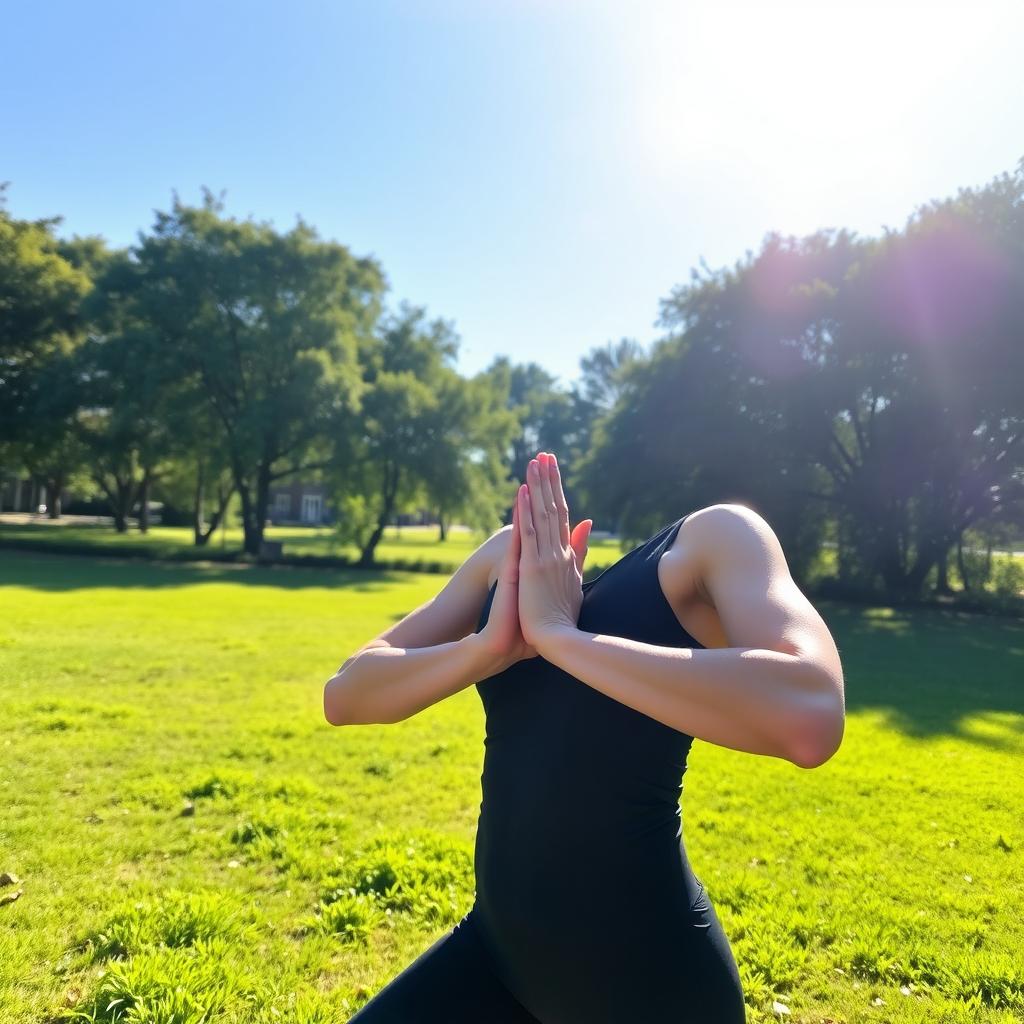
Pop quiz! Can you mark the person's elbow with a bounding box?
[789,692,845,769]
[323,671,405,726]
[323,674,351,726]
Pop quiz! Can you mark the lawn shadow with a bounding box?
[816,599,1024,750]
[0,549,436,593]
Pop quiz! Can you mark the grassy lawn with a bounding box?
[1,550,1022,1023]
[2,518,1020,601]
[0,518,484,567]
[0,518,640,580]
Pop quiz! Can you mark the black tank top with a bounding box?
[470,512,710,1021]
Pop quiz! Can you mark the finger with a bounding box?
[517,482,539,564]
[505,494,521,581]
[505,495,516,577]
[536,452,561,557]
[526,458,554,559]
[570,518,592,573]
[536,452,562,555]
[540,452,565,557]
[546,452,571,551]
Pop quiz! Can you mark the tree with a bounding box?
[477,356,596,525]
[117,190,385,554]
[0,187,90,435]
[576,337,644,412]
[828,171,1024,592]
[332,303,517,563]
[419,368,520,542]
[0,188,92,508]
[15,351,91,518]
[649,161,1024,596]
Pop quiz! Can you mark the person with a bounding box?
[324,451,845,1024]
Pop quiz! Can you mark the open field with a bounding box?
[0,517,490,568]
[0,517,634,577]
[1,550,1022,1023]
[2,518,1021,607]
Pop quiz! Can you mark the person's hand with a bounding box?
[479,491,539,670]
[516,451,593,652]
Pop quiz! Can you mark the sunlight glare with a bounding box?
[620,0,1015,233]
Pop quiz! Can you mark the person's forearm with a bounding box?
[324,633,505,725]
[536,626,843,767]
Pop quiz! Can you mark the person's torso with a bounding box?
[472,512,706,886]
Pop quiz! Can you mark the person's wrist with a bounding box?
[465,631,516,677]
[530,621,577,660]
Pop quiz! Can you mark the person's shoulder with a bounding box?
[678,503,788,579]
[681,503,778,542]
[671,503,782,598]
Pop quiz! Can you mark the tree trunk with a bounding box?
[193,462,233,548]
[138,473,151,533]
[438,513,448,542]
[238,482,258,555]
[237,462,272,556]
[107,475,135,533]
[956,535,972,592]
[935,546,952,595]
[875,534,908,595]
[199,483,233,547]
[46,475,64,519]
[248,462,271,555]
[193,463,206,545]
[902,542,942,598]
[359,520,387,566]
[113,507,128,532]
[359,465,400,566]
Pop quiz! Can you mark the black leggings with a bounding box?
[346,905,746,1023]
[347,911,540,1023]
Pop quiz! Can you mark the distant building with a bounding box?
[2,471,437,530]
[267,480,434,529]
[268,480,332,525]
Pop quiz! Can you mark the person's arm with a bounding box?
[323,525,510,726]
[325,633,506,725]
[518,475,845,768]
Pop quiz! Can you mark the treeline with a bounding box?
[0,187,580,564]
[573,161,1024,604]
[2,166,1023,604]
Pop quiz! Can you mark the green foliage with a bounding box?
[580,164,1024,598]
[991,557,1024,598]
[0,187,92,435]
[330,302,520,564]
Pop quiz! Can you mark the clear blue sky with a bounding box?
[4,0,1022,386]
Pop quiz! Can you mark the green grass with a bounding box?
[0,518,639,579]
[0,550,1022,1023]
[0,518,476,565]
